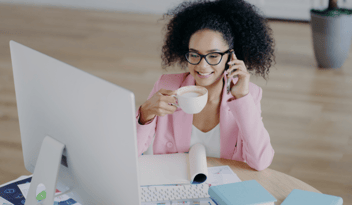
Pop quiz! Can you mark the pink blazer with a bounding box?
[136,72,274,171]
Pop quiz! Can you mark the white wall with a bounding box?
[0,0,185,14]
[1,0,352,20]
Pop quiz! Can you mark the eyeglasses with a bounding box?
[185,49,232,65]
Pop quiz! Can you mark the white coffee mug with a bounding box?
[172,86,208,114]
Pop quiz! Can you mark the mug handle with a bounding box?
[170,94,179,108]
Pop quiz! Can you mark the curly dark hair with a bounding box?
[160,0,275,79]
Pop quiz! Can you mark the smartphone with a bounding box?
[224,52,232,71]
[225,50,236,94]
[224,50,235,71]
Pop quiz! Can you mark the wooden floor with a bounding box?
[0,3,351,204]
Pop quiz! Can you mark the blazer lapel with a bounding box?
[173,73,195,153]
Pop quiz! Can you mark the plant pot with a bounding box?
[310,10,352,68]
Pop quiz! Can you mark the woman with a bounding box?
[136,0,275,171]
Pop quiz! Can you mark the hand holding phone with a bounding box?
[225,51,250,98]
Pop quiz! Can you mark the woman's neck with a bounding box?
[196,76,224,104]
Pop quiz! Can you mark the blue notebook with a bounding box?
[208,180,277,205]
[281,189,343,205]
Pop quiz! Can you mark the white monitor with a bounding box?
[10,40,141,205]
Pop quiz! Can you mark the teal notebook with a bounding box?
[281,189,343,205]
[208,180,277,205]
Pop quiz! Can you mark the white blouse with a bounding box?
[190,124,221,158]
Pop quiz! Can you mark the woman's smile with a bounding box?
[196,71,214,78]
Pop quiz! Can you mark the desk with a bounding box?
[207,157,321,205]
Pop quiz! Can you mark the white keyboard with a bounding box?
[140,183,210,203]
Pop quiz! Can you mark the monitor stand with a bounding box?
[25,136,65,205]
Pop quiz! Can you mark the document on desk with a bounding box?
[139,143,208,186]
[0,176,32,205]
[205,166,242,186]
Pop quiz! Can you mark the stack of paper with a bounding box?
[139,144,209,186]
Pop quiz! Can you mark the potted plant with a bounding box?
[310,0,352,68]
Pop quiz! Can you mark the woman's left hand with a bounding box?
[226,52,250,99]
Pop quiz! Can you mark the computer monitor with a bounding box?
[10,40,141,205]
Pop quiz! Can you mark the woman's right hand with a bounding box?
[139,89,177,125]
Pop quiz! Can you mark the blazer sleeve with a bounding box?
[228,87,274,171]
[135,75,162,156]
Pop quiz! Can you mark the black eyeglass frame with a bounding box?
[185,49,233,65]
